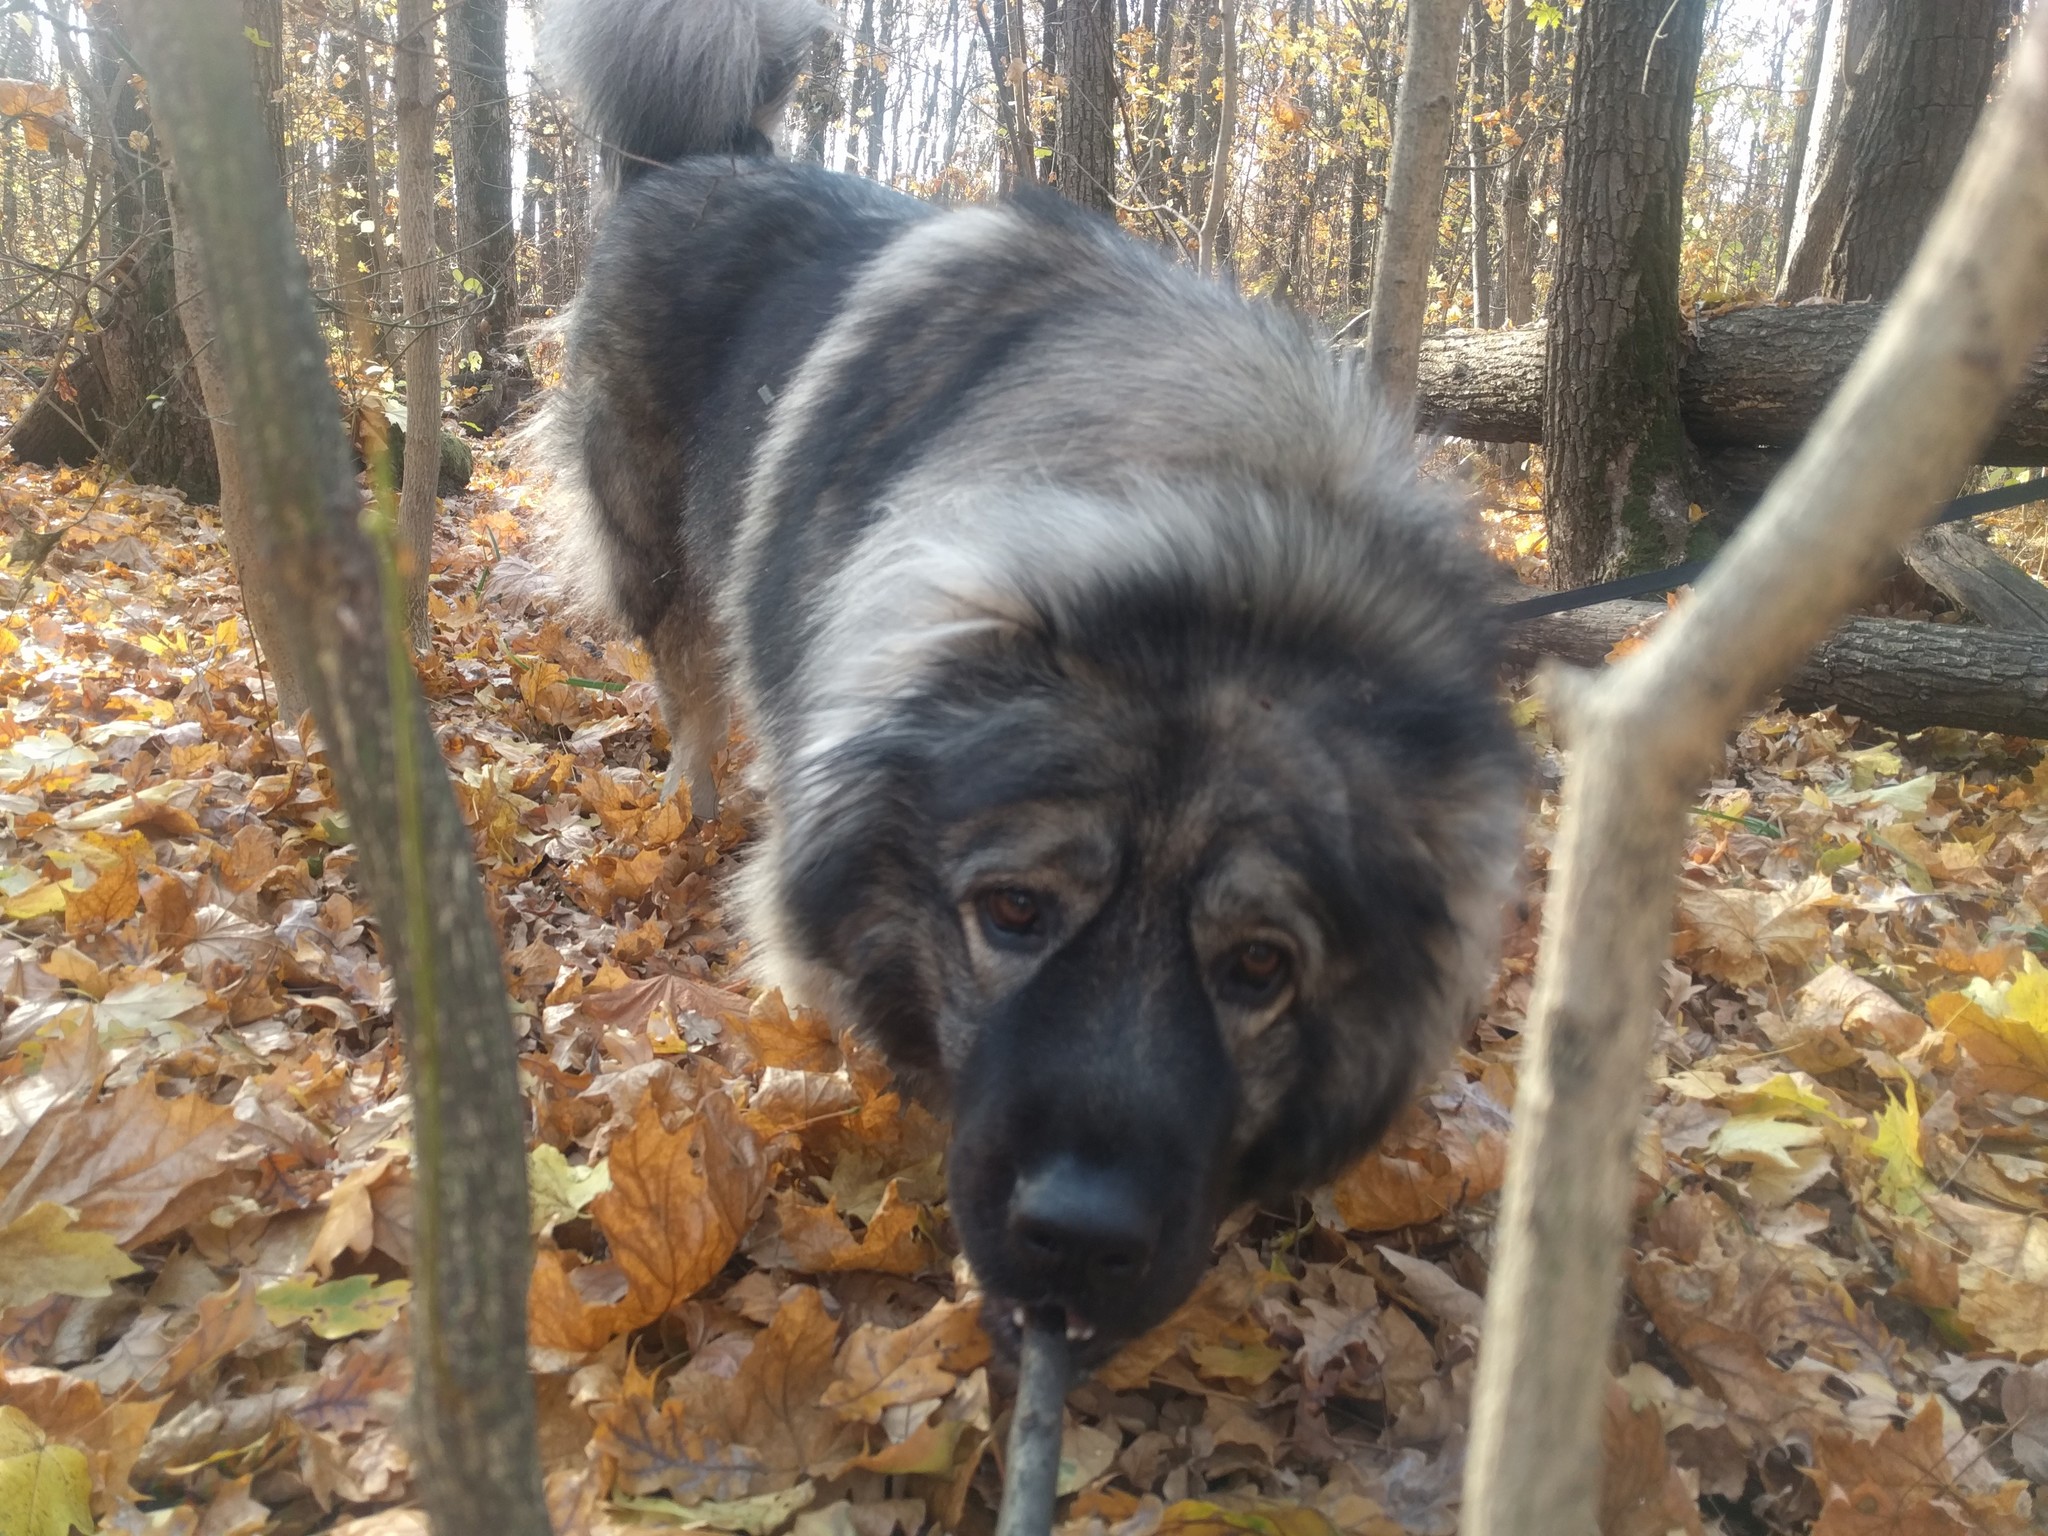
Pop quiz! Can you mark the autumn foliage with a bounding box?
[1,457,2045,1535]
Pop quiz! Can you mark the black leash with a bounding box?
[1499,477,2048,622]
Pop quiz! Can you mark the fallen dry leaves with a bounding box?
[1,458,2046,1535]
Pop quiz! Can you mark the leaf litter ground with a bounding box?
[1,455,2046,1536]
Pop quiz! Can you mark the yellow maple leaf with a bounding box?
[0,1203,141,1310]
[1866,1082,1932,1221]
[0,1406,93,1536]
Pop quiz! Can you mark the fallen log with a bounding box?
[1903,522,2048,631]
[1507,598,2048,739]
[1417,302,2048,464]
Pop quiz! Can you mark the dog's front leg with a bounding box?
[647,606,729,822]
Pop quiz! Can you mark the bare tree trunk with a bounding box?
[1172,0,1220,223]
[979,0,1036,192]
[1053,0,1117,212]
[1775,0,1832,281]
[1362,0,1461,411]
[1346,156,1371,309]
[1540,0,1709,587]
[798,27,845,163]
[1499,0,1534,325]
[449,0,518,353]
[396,0,440,647]
[1823,0,2004,301]
[333,1,382,357]
[1462,21,2048,1536]
[125,8,553,1536]
[1466,0,1495,329]
[1194,0,1236,276]
[1777,0,1879,300]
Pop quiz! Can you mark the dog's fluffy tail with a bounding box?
[544,0,833,179]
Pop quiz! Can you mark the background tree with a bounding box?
[1541,0,1710,587]
[449,0,519,357]
[1779,0,2007,302]
[1362,0,1462,410]
[1052,0,1116,212]
[8,11,216,497]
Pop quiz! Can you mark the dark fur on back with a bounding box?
[539,0,1527,1350]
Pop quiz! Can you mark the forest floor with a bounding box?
[1,446,2046,1536]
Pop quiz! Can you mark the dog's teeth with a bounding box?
[1012,1306,1029,1330]
[1066,1321,1095,1342]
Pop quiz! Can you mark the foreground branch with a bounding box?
[1461,13,2048,1536]
[123,6,548,1535]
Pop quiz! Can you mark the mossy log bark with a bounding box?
[121,6,549,1535]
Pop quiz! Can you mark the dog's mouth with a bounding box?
[982,1296,1122,1369]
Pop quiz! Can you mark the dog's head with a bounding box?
[746,479,1526,1352]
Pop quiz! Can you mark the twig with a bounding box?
[995,1316,1073,1536]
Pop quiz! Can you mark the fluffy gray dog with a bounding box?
[538,0,1525,1354]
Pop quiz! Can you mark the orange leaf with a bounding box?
[1812,1401,1970,1536]
[1600,1381,1705,1536]
[822,1298,989,1423]
[594,1091,768,1326]
[1326,1101,1506,1233]
[777,1182,935,1277]
[63,855,139,935]
[527,1247,624,1357]
[669,1287,861,1480]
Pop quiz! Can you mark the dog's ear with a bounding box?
[768,732,951,1078]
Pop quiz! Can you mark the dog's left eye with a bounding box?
[1218,940,1293,1006]
[978,887,1049,946]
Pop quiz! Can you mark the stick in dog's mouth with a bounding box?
[996,1311,1076,1536]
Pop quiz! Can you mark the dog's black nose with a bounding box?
[1008,1157,1159,1280]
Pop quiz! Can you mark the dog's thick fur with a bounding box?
[539,0,1526,1350]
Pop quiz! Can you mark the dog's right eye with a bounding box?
[978,887,1047,946]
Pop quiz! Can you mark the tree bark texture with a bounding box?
[1778,0,1866,301]
[1902,520,2048,631]
[396,0,441,647]
[123,8,550,1536]
[1414,302,2048,464]
[1776,0,1832,281]
[332,5,383,354]
[1052,0,1117,213]
[149,11,311,726]
[1466,0,1495,329]
[1823,0,2004,301]
[1541,0,1709,587]
[449,0,519,352]
[1362,0,1462,412]
[1508,599,2048,737]
[1463,14,2048,1534]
